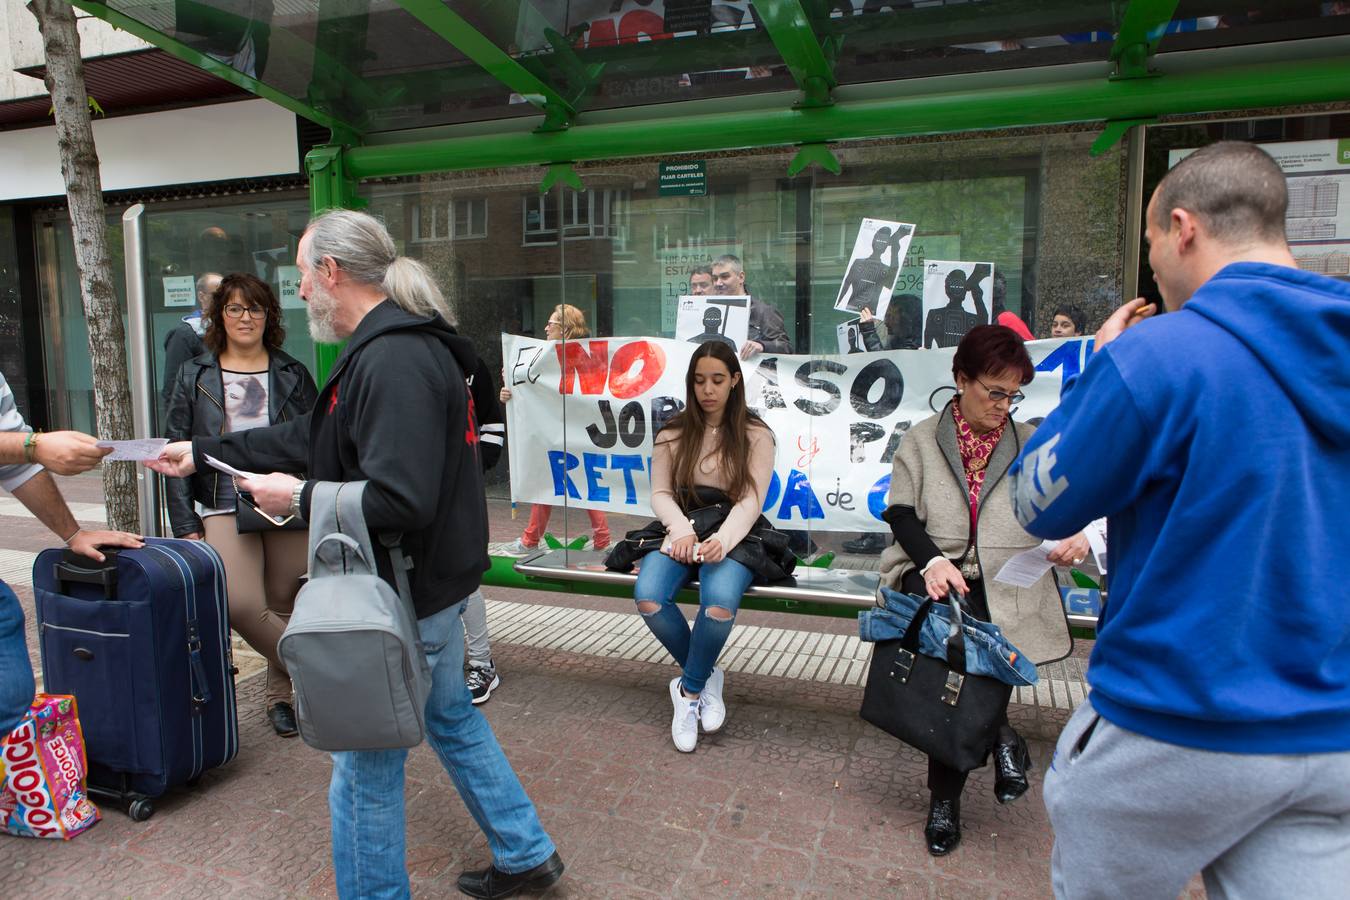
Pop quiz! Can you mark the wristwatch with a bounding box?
[289,480,307,518]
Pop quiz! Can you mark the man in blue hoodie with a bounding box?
[1010,141,1350,898]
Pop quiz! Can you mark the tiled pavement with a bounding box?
[0,472,1179,898]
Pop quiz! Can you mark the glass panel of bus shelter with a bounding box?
[825,0,1118,87]
[364,172,568,554]
[140,196,316,435]
[1157,2,1350,52]
[1139,111,1350,300]
[809,131,1125,563]
[559,148,817,564]
[34,214,127,436]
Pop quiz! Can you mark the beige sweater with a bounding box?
[650,422,775,553]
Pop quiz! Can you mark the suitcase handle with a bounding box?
[54,549,119,599]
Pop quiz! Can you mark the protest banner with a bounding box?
[502,333,1091,533]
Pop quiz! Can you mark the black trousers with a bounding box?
[898,570,1014,802]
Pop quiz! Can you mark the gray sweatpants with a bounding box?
[461,589,492,669]
[1045,701,1350,900]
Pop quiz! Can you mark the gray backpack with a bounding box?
[278,481,431,751]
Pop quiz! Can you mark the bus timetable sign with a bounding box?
[658,161,707,196]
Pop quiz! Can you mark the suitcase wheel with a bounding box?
[128,798,154,822]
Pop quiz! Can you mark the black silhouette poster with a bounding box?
[921,261,993,349]
[833,218,916,319]
[836,317,863,354]
[674,294,750,350]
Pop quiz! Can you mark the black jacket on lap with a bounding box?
[163,349,318,537]
[192,301,491,619]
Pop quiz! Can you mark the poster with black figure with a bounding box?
[833,218,916,319]
[836,317,863,354]
[674,294,750,351]
[921,261,993,349]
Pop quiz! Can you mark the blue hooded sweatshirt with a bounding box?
[1009,262,1350,754]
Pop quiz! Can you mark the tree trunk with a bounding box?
[28,0,138,533]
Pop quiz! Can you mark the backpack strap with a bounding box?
[306,482,413,611]
[378,531,413,610]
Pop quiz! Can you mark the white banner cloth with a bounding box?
[502,334,1091,532]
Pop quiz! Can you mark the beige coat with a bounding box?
[878,405,1072,665]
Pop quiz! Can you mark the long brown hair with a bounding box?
[661,342,769,505]
[203,273,286,356]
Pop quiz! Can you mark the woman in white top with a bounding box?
[636,341,776,752]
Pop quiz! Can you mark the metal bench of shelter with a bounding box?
[499,549,1101,633]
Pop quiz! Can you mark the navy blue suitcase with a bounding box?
[33,537,238,821]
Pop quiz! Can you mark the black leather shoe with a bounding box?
[925,796,961,857]
[457,850,564,899]
[266,702,298,738]
[993,732,1033,804]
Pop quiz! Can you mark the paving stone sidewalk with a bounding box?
[2,473,1183,898]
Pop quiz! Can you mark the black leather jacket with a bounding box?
[163,349,318,536]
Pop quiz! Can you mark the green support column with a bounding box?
[1110,0,1181,79]
[751,0,838,107]
[304,146,363,382]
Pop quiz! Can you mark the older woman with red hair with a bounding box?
[878,325,1087,856]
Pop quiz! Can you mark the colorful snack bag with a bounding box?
[0,694,100,839]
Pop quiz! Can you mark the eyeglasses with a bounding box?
[546,319,562,328]
[976,377,1025,404]
[223,304,266,320]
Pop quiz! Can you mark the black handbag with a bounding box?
[234,488,305,533]
[604,486,795,584]
[859,594,1013,773]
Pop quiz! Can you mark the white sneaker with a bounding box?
[498,538,539,558]
[668,677,700,753]
[699,667,727,733]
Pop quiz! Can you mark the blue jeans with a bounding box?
[0,581,35,735]
[328,601,555,899]
[634,552,754,694]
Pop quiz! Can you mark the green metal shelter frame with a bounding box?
[70,0,1349,608]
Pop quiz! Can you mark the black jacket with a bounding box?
[163,349,318,537]
[161,319,205,406]
[192,301,490,619]
[465,354,504,471]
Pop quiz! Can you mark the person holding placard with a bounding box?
[498,304,611,556]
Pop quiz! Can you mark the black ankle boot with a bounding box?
[993,732,1032,804]
[924,795,961,856]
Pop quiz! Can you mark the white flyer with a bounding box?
[993,540,1060,588]
[203,454,261,481]
[95,438,169,461]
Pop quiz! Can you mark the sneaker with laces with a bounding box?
[668,677,700,752]
[497,538,538,558]
[466,664,500,705]
[698,667,726,733]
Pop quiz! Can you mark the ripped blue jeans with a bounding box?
[634,552,754,694]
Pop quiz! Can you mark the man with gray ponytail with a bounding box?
[150,209,563,898]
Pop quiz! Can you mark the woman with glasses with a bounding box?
[877,325,1086,856]
[164,273,318,738]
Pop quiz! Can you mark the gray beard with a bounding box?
[306,285,340,344]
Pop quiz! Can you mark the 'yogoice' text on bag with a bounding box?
[278,481,431,751]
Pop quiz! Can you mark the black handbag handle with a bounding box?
[901,592,970,675]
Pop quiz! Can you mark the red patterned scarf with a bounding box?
[951,402,1005,529]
